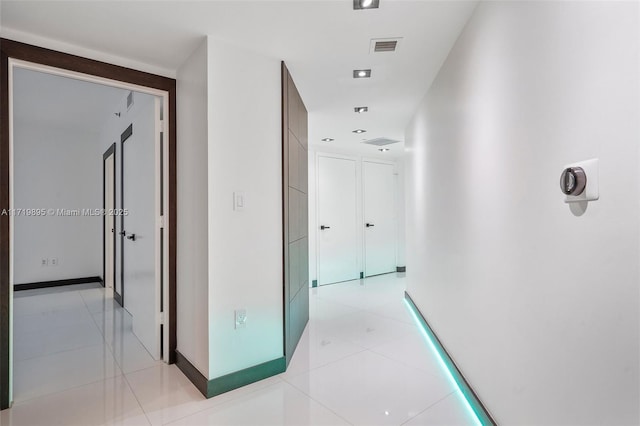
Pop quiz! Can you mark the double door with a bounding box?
[317,157,396,285]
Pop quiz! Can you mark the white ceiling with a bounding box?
[13,67,129,132]
[1,1,477,157]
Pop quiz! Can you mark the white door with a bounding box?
[363,161,396,277]
[317,156,359,285]
[121,93,161,359]
[103,147,115,290]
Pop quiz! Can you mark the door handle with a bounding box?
[320,225,331,230]
[119,231,127,236]
[366,223,375,228]
[126,234,136,241]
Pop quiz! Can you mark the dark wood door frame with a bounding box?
[103,144,119,302]
[0,38,177,410]
[119,124,133,308]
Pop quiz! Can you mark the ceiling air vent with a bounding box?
[370,38,402,54]
[362,137,401,147]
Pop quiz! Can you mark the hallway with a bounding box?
[1,275,476,425]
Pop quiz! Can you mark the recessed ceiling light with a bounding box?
[378,148,389,152]
[354,106,368,113]
[353,129,367,134]
[353,0,380,10]
[353,69,371,79]
[321,138,334,142]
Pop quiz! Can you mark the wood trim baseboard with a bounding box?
[207,357,285,398]
[14,276,103,291]
[175,350,285,399]
[175,350,208,397]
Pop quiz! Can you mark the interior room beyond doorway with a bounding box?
[9,63,170,404]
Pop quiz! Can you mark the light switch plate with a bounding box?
[563,158,599,203]
[233,192,245,211]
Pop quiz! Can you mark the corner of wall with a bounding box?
[176,37,210,378]
[205,37,284,379]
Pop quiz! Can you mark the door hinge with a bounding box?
[159,216,165,228]
[159,119,165,132]
[159,312,165,324]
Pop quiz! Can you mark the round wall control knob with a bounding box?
[560,167,586,196]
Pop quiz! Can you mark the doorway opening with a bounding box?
[0,39,177,409]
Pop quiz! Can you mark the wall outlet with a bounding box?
[51,258,58,266]
[41,258,48,266]
[235,309,247,329]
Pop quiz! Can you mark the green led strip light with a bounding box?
[404,292,496,425]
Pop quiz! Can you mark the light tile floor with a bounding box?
[1,274,477,425]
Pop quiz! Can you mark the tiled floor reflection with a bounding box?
[1,274,476,425]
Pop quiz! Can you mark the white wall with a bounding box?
[13,121,102,283]
[308,147,405,284]
[404,1,639,424]
[176,38,210,377]
[207,38,283,379]
[395,159,405,268]
[308,149,317,284]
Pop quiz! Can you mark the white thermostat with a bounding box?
[560,158,599,203]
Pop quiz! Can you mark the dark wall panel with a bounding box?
[282,63,309,364]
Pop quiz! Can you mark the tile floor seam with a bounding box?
[11,287,125,405]
[12,324,99,338]
[82,289,160,377]
[13,340,106,363]
[160,377,286,426]
[341,329,418,352]
[13,308,95,322]
[367,339,450,383]
[285,348,456,426]
[79,289,108,333]
[319,308,417,333]
[120,366,155,426]
[317,301,379,312]
[398,390,458,426]
[11,373,124,406]
[313,295,369,310]
[361,309,419,326]
[279,346,369,381]
[83,291,127,375]
[119,362,163,376]
[283,346,455,416]
[278,380,356,426]
[312,296,366,311]
[361,309,415,325]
